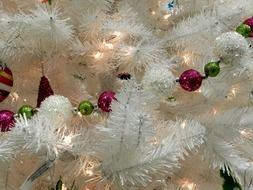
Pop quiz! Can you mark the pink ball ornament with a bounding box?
[243,17,253,37]
[98,91,116,112]
[179,69,203,92]
[0,110,15,132]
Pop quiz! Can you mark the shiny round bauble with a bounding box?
[244,17,253,29]
[243,17,253,37]
[204,61,220,77]
[18,105,35,119]
[236,24,251,37]
[0,66,13,103]
[78,101,94,115]
[97,91,116,112]
[0,110,15,132]
[179,69,203,92]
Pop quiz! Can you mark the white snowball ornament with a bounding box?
[143,64,176,97]
[213,32,249,64]
[40,95,73,123]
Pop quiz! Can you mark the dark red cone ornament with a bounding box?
[37,76,54,107]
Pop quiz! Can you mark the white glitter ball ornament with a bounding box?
[143,64,176,97]
[213,32,249,64]
[40,95,73,123]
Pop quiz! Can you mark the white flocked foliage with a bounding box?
[0,0,253,190]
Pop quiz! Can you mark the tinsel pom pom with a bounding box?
[213,32,249,64]
[143,64,176,97]
[40,95,73,124]
[37,76,54,107]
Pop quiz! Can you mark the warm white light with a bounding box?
[23,98,27,102]
[64,135,72,145]
[103,41,114,49]
[151,11,156,15]
[77,111,83,117]
[152,137,159,145]
[181,181,196,190]
[231,88,236,96]
[183,54,191,64]
[197,89,202,93]
[86,169,93,176]
[226,87,238,100]
[11,92,19,103]
[62,184,67,190]
[85,162,95,176]
[181,121,186,129]
[163,14,171,19]
[93,51,104,59]
[213,108,217,115]
[239,129,253,139]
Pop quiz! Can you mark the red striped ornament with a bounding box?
[0,66,13,102]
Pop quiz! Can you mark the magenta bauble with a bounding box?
[0,110,15,132]
[243,17,253,37]
[179,69,203,92]
[244,18,253,28]
[97,91,116,112]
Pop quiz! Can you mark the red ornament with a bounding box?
[37,76,54,107]
[243,18,253,37]
[97,91,116,112]
[0,66,13,102]
[0,110,15,132]
[179,69,203,92]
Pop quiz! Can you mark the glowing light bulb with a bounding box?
[181,180,196,190]
[181,121,186,129]
[239,129,253,139]
[64,135,72,145]
[197,89,202,93]
[77,111,83,117]
[183,54,191,64]
[11,92,19,103]
[151,11,156,15]
[152,137,159,145]
[231,88,236,96]
[103,41,114,49]
[86,169,93,176]
[213,109,217,115]
[62,184,67,190]
[163,14,171,19]
[93,51,103,59]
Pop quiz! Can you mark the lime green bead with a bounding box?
[78,101,94,115]
[236,24,251,37]
[18,105,34,119]
[204,61,220,77]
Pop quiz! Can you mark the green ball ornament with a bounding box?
[78,101,94,115]
[18,105,35,119]
[204,61,220,77]
[236,24,251,38]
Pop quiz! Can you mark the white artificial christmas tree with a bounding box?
[0,0,253,190]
